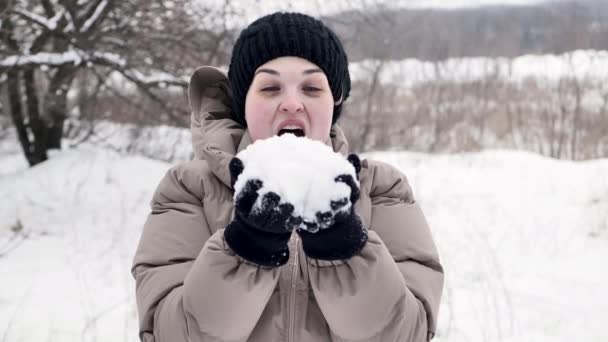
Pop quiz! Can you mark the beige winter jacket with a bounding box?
[131,66,444,342]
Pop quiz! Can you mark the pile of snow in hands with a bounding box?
[233,134,358,232]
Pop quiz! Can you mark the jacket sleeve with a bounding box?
[131,160,281,342]
[307,160,444,342]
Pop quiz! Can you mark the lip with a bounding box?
[276,119,307,135]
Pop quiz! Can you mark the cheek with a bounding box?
[245,92,275,139]
[313,98,334,122]
[308,97,334,138]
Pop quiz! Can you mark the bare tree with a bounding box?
[0,0,238,166]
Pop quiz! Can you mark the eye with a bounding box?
[303,85,322,92]
[261,86,280,92]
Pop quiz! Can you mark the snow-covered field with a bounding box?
[349,50,608,87]
[1,141,606,341]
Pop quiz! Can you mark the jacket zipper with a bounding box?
[288,235,299,342]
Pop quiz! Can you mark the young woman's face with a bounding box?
[244,56,335,142]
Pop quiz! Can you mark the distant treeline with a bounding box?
[325,0,608,62]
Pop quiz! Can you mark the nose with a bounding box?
[279,91,304,114]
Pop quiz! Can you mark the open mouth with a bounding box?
[278,128,305,137]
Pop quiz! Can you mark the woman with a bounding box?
[132,12,444,342]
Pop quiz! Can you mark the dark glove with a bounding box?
[224,157,296,267]
[296,154,368,261]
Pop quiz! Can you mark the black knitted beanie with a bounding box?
[228,12,351,127]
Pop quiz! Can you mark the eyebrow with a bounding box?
[255,68,279,76]
[303,68,323,74]
[254,68,323,76]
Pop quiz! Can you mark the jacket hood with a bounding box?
[187,65,351,188]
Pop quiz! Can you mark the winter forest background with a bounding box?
[1,0,607,341]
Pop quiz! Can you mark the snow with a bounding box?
[64,10,76,32]
[0,146,163,342]
[126,69,188,86]
[234,134,356,231]
[0,51,125,68]
[349,50,608,87]
[80,0,108,33]
[0,51,83,67]
[0,138,26,177]
[1,139,607,341]
[47,9,65,30]
[14,9,59,30]
[64,119,193,163]
[91,51,126,68]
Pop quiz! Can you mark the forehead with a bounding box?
[254,56,326,77]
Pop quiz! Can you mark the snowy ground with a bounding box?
[349,50,608,88]
[1,144,607,341]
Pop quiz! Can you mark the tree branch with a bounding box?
[80,0,112,34]
[14,8,58,31]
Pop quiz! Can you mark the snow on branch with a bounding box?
[124,69,188,87]
[0,51,84,67]
[0,50,125,69]
[48,9,66,30]
[14,9,60,31]
[0,50,186,88]
[80,0,108,33]
[64,10,76,32]
[89,51,126,67]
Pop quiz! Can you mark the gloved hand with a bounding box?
[296,154,368,261]
[224,157,297,267]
